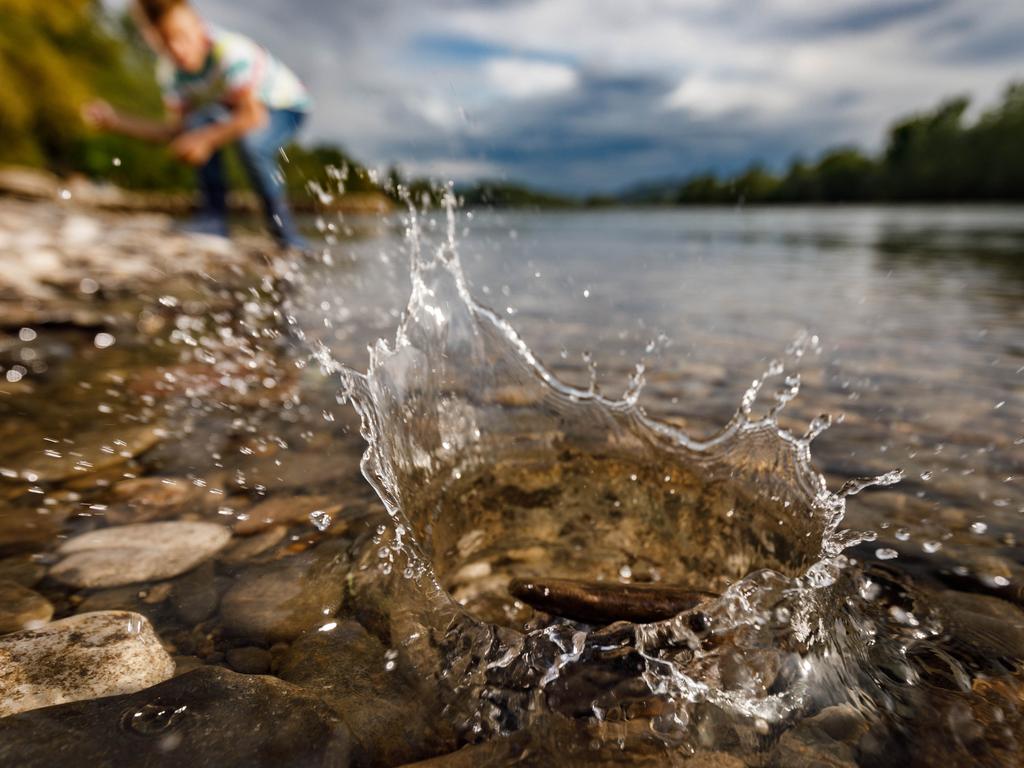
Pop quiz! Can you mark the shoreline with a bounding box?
[0,165,393,216]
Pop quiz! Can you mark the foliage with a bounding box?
[627,85,1024,204]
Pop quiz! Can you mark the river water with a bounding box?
[1,202,1023,766]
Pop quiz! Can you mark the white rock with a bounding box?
[0,611,175,717]
[50,521,232,588]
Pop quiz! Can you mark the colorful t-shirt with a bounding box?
[157,26,311,114]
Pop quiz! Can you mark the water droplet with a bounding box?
[875,548,898,560]
[122,703,188,734]
[310,509,333,532]
[112,157,122,167]
[970,521,988,535]
[922,541,942,554]
[18,327,37,342]
[618,565,632,580]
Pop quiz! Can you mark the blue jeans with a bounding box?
[184,105,307,248]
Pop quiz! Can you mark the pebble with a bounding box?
[0,555,46,588]
[0,610,175,716]
[219,550,345,643]
[278,619,454,766]
[0,666,352,767]
[226,646,272,674]
[12,424,163,483]
[0,580,53,634]
[234,495,343,535]
[219,524,287,564]
[50,521,232,588]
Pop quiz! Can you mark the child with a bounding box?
[84,0,312,249]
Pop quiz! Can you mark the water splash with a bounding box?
[333,191,902,742]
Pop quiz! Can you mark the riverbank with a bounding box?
[0,166,393,216]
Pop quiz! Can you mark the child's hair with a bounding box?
[136,0,188,24]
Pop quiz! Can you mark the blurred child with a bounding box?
[84,0,312,248]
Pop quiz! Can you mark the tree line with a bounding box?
[625,86,1024,205]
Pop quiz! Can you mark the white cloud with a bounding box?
[663,74,798,117]
[484,58,579,99]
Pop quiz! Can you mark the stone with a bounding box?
[226,646,272,674]
[11,425,163,483]
[935,589,1024,663]
[50,521,232,588]
[0,555,46,588]
[219,524,288,564]
[218,550,346,643]
[0,610,175,717]
[0,666,351,767]
[770,705,868,768]
[278,619,455,767]
[234,494,343,534]
[0,580,53,634]
[104,476,205,524]
[170,561,223,626]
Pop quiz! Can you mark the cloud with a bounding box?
[101,0,1024,192]
[484,58,578,99]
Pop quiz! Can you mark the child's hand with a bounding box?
[171,131,215,166]
[82,100,118,130]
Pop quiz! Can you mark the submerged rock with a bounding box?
[278,619,455,766]
[11,425,163,483]
[218,548,346,643]
[0,666,351,767]
[0,580,53,634]
[225,646,272,674]
[0,610,174,717]
[770,705,869,768]
[234,494,343,534]
[50,521,231,588]
[509,577,715,625]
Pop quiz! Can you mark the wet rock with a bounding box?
[11,424,163,483]
[770,705,868,768]
[0,555,46,588]
[76,585,160,622]
[509,576,714,625]
[0,580,53,634]
[171,654,205,676]
[278,619,455,767]
[396,713,707,767]
[0,610,174,716]
[226,646,272,674]
[170,561,223,625]
[219,549,346,643]
[219,524,287,564]
[0,666,351,767]
[935,589,1024,663]
[104,476,205,524]
[0,509,60,555]
[50,521,231,588]
[234,494,343,534]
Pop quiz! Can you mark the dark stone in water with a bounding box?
[0,666,351,767]
[508,577,714,625]
[225,646,272,675]
[278,619,456,767]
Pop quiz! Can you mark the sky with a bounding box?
[106,0,1024,194]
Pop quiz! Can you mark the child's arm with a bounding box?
[169,89,268,166]
[82,100,181,144]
